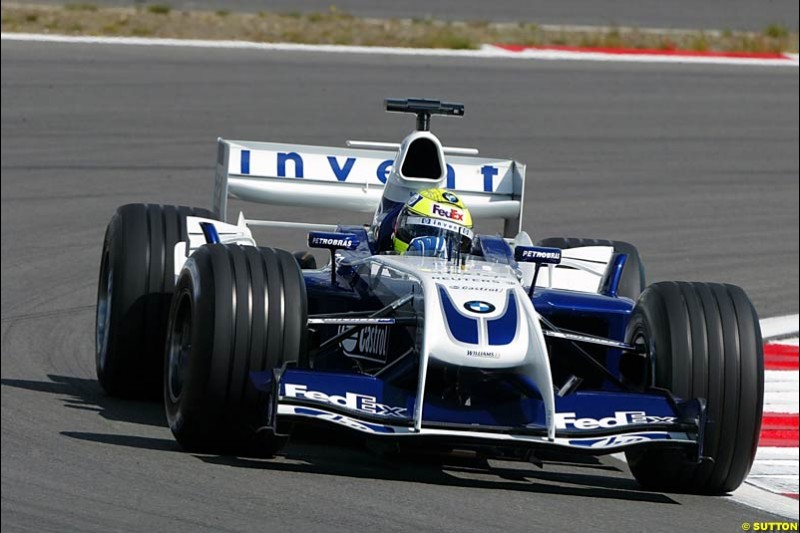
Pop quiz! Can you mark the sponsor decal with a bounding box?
[463,301,496,314]
[307,231,360,250]
[242,149,505,193]
[446,285,505,292]
[466,349,500,358]
[568,433,671,448]
[313,237,353,247]
[430,273,514,284]
[442,191,460,204]
[291,407,390,433]
[338,324,390,362]
[555,411,677,430]
[407,216,473,238]
[432,203,465,221]
[515,246,562,264]
[283,384,407,417]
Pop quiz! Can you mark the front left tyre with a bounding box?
[164,244,307,456]
[96,203,214,399]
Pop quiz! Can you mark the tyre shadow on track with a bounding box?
[62,430,180,452]
[1,374,167,428]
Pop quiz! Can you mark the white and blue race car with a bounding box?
[95,99,763,494]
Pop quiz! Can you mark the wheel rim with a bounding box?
[96,249,113,370]
[630,326,656,387]
[632,330,649,356]
[167,293,192,404]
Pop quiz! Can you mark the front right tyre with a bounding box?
[624,281,763,494]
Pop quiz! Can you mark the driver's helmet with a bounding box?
[392,188,473,257]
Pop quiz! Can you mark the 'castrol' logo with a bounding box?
[432,204,464,221]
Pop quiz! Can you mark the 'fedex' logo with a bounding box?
[283,384,407,417]
[555,411,676,430]
[432,204,464,221]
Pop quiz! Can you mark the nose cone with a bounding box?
[429,286,529,368]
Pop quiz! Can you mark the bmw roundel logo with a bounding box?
[442,191,459,204]
[464,301,495,314]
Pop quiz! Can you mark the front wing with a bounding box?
[252,369,703,455]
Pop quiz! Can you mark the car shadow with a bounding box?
[60,427,676,505]
[197,440,677,504]
[3,374,677,505]
[1,374,166,428]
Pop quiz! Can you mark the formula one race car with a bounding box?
[95,98,764,494]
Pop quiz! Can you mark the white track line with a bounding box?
[764,402,799,415]
[750,460,799,477]
[774,338,799,347]
[764,369,800,413]
[0,32,510,57]
[730,483,799,519]
[761,314,800,339]
[1,32,798,68]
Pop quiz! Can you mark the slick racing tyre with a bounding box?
[293,250,317,270]
[96,204,214,399]
[624,282,763,494]
[535,237,645,300]
[164,245,307,456]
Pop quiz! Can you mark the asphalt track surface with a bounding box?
[5,0,800,32]
[1,41,798,532]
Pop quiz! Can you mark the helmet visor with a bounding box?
[395,214,473,254]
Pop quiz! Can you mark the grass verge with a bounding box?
[1,3,797,53]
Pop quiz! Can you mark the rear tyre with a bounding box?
[535,237,645,300]
[624,281,763,494]
[164,244,307,456]
[293,250,317,269]
[96,203,213,399]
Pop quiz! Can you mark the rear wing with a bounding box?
[213,138,526,236]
